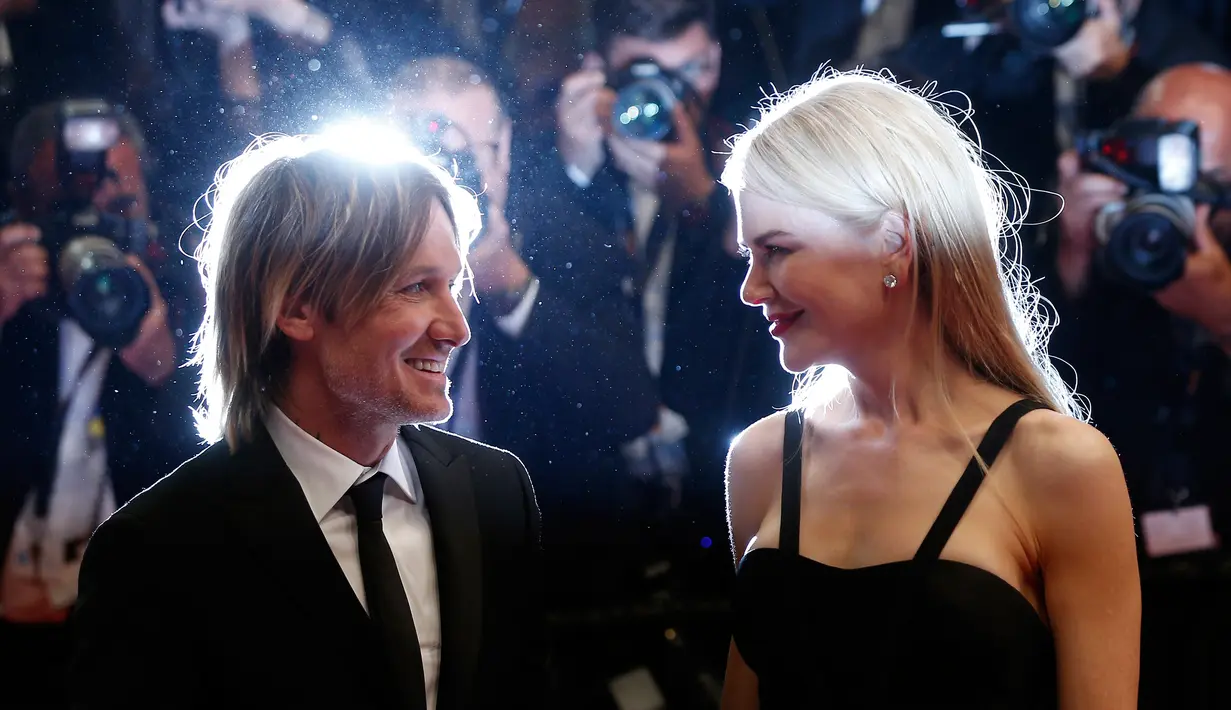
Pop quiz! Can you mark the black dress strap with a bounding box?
[913,399,1050,563]
[780,408,805,558]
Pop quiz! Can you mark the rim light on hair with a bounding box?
[188,131,483,447]
[721,67,1083,425]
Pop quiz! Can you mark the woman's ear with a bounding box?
[880,211,911,261]
[879,211,914,291]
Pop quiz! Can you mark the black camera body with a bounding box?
[34,100,154,348]
[608,58,697,142]
[943,0,1094,49]
[1075,118,1230,291]
[38,207,155,348]
[406,112,488,216]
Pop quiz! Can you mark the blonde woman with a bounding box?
[721,71,1139,709]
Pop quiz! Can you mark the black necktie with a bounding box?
[349,472,428,710]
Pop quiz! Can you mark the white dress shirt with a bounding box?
[264,406,442,710]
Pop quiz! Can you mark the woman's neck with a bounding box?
[843,337,991,431]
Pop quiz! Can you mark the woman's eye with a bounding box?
[738,244,788,262]
[403,282,427,294]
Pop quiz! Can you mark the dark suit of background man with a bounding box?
[67,137,545,709]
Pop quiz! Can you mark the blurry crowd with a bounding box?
[4,0,1231,708]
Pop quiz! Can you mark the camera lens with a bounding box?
[1012,0,1088,48]
[612,78,676,141]
[1100,197,1191,291]
[57,236,151,347]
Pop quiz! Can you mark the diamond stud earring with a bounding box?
[883,274,898,289]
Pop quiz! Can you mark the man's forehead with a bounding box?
[608,23,714,68]
[401,225,466,278]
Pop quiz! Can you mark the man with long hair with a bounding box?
[67,133,545,708]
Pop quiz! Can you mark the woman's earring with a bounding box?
[883,274,898,289]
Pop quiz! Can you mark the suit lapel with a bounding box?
[223,425,372,644]
[404,425,483,710]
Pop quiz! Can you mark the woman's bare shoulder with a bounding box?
[1004,409,1131,533]
[1007,409,1123,488]
[725,411,791,560]
[727,410,789,478]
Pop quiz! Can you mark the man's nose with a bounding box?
[432,294,471,349]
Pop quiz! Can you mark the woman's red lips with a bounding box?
[768,311,802,337]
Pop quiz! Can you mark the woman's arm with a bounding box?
[722,640,760,710]
[1014,412,1140,709]
[721,412,785,710]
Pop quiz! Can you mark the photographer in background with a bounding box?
[537,1,790,702]
[1045,63,1231,709]
[548,0,788,578]
[0,101,201,709]
[0,1,133,214]
[386,54,658,517]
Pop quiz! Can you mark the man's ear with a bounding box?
[274,296,319,343]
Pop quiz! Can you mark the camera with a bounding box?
[1075,118,1231,291]
[405,112,488,216]
[943,0,1093,48]
[35,100,155,348]
[608,58,697,142]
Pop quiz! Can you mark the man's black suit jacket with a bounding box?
[67,422,545,709]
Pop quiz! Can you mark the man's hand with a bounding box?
[214,0,331,45]
[1055,150,1127,298]
[161,0,252,50]
[1053,0,1133,80]
[0,223,47,329]
[1155,204,1231,350]
[469,206,531,297]
[607,104,716,208]
[556,55,610,184]
[118,256,177,387]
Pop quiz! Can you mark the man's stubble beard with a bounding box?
[322,354,454,430]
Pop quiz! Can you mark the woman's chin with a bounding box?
[779,345,822,375]
[781,329,848,374]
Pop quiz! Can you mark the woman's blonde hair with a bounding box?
[189,132,482,448]
[720,69,1082,422]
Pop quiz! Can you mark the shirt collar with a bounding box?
[264,405,417,523]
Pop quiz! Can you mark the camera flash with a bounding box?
[1158,133,1198,193]
[64,117,120,153]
